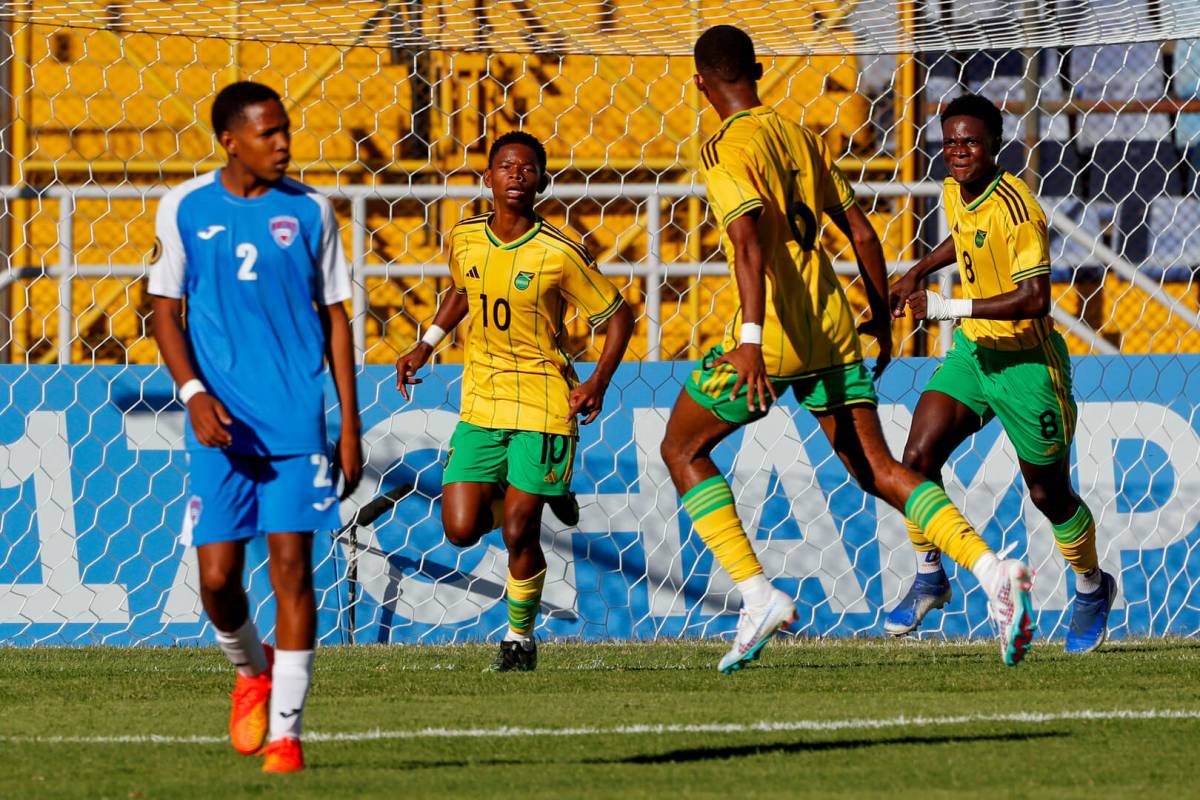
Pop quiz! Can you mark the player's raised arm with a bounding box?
[395,280,469,399]
[829,204,893,378]
[908,272,1050,323]
[888,235,959,318]
[904,216,1052,324]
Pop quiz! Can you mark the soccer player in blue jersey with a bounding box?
[149,81,362,773]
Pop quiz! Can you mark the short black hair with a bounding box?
[940,93,1004,142]
[694,25,757,83]
[211,81,282,135]
[488,131,547,174]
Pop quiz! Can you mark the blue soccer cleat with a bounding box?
[1065,571,1117,654]
[884,570,952,637]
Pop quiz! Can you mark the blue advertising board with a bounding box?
[1,357,1197,645]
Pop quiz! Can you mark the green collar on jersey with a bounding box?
[719,108,756,129]
[964,170,1005,211]
[485,215,543,250]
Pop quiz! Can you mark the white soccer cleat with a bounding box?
[985,559,1037,666]
[717,588,798,674]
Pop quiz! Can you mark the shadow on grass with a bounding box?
[594,730,1065,765]
[314,731,1065,771]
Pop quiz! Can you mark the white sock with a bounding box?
[269,649,314,742]
[737,574,773,609]
[214,618,268,678]
[971,552,1002,593]
[1076,568,1103,594]
[916,549,944,575]
[503,628,534,646]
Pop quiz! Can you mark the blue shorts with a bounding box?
[182,449,341,547]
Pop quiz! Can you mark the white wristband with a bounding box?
[179,378,207,405]
[740,322,764,345]
[421,324,447,348]
[923,290,973,321]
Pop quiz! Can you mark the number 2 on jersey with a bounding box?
[310,454,332,487]
[236,243,258,281]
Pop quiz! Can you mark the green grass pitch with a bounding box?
[1,639,1198,798]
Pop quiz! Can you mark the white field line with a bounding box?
[1,709,1198,746]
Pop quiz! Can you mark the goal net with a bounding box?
[3,0,1200,645]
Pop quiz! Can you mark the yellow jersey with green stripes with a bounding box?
[448,213,625,436]
[700,104,862,378]
[943,171,1054,350]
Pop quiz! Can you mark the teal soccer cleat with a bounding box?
[987,559,1036,667]
[718,588,798,674]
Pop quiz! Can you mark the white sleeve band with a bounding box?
[740,322,764,345]
[179,378,207,405]
[421,324,447,348]
[924,290,974,321]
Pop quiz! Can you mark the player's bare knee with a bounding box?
[1027,481,1070,518]
[902,443,937,477]
[502,510,539,543]
[442,504,487,547]
[443,519,483,548]
[660,433,694,478]
[198,561,241,599]
[268,552,312,596]
[502,525,541,560]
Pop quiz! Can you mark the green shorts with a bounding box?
[685,346,878,426]
[443,422,576,497]
[925,328,1076,465]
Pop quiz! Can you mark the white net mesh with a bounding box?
[7,1,1200,54]
[3,1,1200,644]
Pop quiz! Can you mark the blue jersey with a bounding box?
[149,170,352,455]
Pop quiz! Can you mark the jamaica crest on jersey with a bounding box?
[269,215,300,249]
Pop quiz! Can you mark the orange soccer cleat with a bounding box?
[229,643,274,755]
[261,736,305,773]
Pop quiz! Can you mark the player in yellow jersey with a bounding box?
[660,26,1035,672]
[887,94,1115,652]
[395,131,634,671]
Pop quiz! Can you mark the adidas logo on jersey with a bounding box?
[466,266,480,279]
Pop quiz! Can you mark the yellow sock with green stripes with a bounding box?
[907,519,938,552]
[681,475,763,582]
[1052,503,1099,574]
[907,519,945,572]
[904,481,992,570]
[505,568,545,637]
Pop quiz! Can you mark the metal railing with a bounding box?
[0,180,1156,363]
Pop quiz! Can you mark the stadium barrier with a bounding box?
[1,359,1196,645]
[0,181,1130,364]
